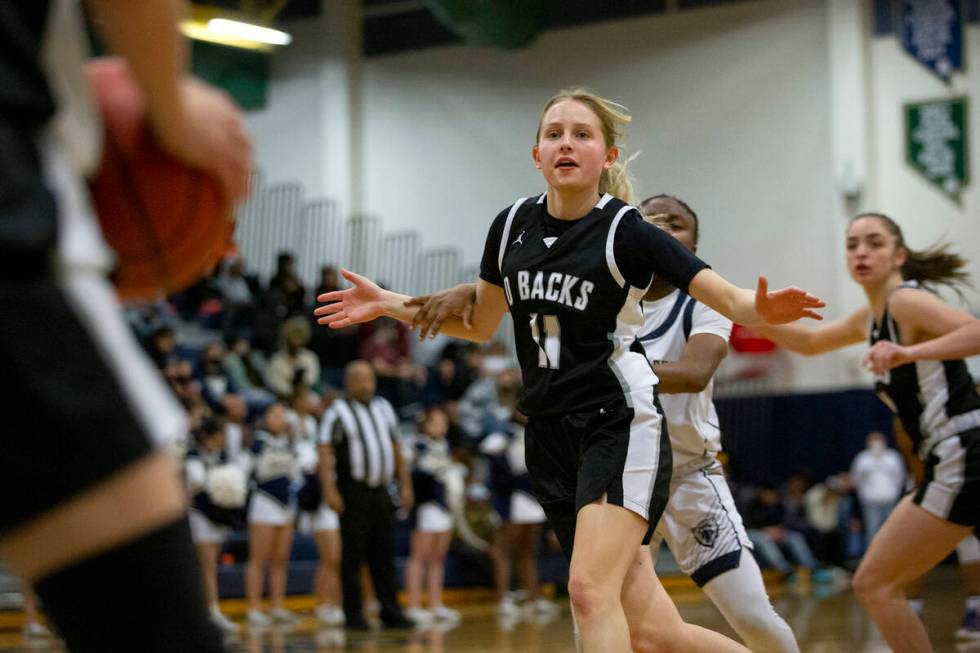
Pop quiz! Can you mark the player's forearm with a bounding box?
[907,321,980,362]
[87,0,187,137]
[379,290,491,342]
[653,361,713,393]
[754,324,819,355]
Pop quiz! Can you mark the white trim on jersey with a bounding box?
[536,193,546,204]
[605,205,634,289]
[596,193,614,209]
[640,290,732,470]
[497,197,529,276]
[604,207,664,517]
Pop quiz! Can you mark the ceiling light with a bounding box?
[206,18,292,46]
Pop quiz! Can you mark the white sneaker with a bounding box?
[316,605,345,627]
[209,608,240,634]
[532,598,560,616]
[269,607,299,624]
[23,622,51,638]
[431,605,461,622]
[404,607,434,626]
[496,597,521,618]
[247,609,272,628]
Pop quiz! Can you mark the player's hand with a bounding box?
[754,276,825,324]
[404,284,477,340]
[863,340,912,375]
[152,77,252,204]
[314,269,387,328]
[323,486,345,514]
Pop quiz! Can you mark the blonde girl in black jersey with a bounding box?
[315,89,823,652]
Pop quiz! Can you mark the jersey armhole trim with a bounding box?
[605,205,634,288]
[497,197,529,276]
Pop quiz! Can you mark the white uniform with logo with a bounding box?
[640,289,751,585]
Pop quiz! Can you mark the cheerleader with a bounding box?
[481,403,558,619]
[185,417,247,634]
[289,389,343,627]
[245,403,301,627]
[404,406,462,625]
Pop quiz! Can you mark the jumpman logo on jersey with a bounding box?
[512,230,526,247]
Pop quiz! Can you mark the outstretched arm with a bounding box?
[864,287,980,373]
[654,333,729,394]
[314,270,507,343]
[754,306,870,356]
[687,269,825,327]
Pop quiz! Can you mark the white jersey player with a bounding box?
[639,195,799,653]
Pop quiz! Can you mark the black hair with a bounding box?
[641,194,699,243]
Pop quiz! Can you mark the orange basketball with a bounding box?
[86,58,234,301]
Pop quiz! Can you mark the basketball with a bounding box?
[86,57,234,301]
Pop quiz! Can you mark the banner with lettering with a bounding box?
[901,0,963,81]
[905,97,969,199]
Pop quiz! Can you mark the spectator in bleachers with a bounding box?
[267,251,307,318]
[216,255,258,338]
[197,341,235,408]
[266,316,321,399]
[745,484,821,581]
[222,335,276,411]
[148,325,179,370]
[849,431,905,550]
[803,473,851,569]
[359,317,419,410]
[245,403,302,627]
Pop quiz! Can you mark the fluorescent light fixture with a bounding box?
[206,18,292,46]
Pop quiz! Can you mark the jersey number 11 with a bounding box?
[529,313,560,369]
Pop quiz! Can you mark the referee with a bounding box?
[318,360,414,629]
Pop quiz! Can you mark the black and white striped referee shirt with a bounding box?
[319,395,398,488]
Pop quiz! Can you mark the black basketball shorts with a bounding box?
[524,386,672,560]
[914,426,980,533]
[0,272,185,532]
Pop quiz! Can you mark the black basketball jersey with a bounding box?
[871,281,980,456]
[480,193,708,417]
[0,1,59,275]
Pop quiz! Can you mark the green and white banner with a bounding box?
[905,97,969,200]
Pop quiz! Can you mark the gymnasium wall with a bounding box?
[244,0,980,392]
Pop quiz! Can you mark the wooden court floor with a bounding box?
[0,567,974,652]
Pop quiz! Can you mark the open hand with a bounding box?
[314,269,386,328]
[404,284,477,340]
[754,276,825,324]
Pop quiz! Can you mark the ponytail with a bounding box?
[853,212,973,295]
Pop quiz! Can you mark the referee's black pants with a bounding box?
[338,481,403,623]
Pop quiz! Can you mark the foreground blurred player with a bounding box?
[316,88,823,651]
[0,1,249,651]
[758,213,980,652]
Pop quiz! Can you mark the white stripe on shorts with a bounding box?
[921,435,967,521]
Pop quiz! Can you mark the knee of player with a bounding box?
[852,564,894,607]
[629,626,689,653]
[567,574,615,620]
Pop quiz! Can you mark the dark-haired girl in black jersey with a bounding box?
[758,213,980,652]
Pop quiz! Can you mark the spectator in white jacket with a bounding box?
[850,432,906,550]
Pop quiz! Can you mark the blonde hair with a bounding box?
[535,88,637,205]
